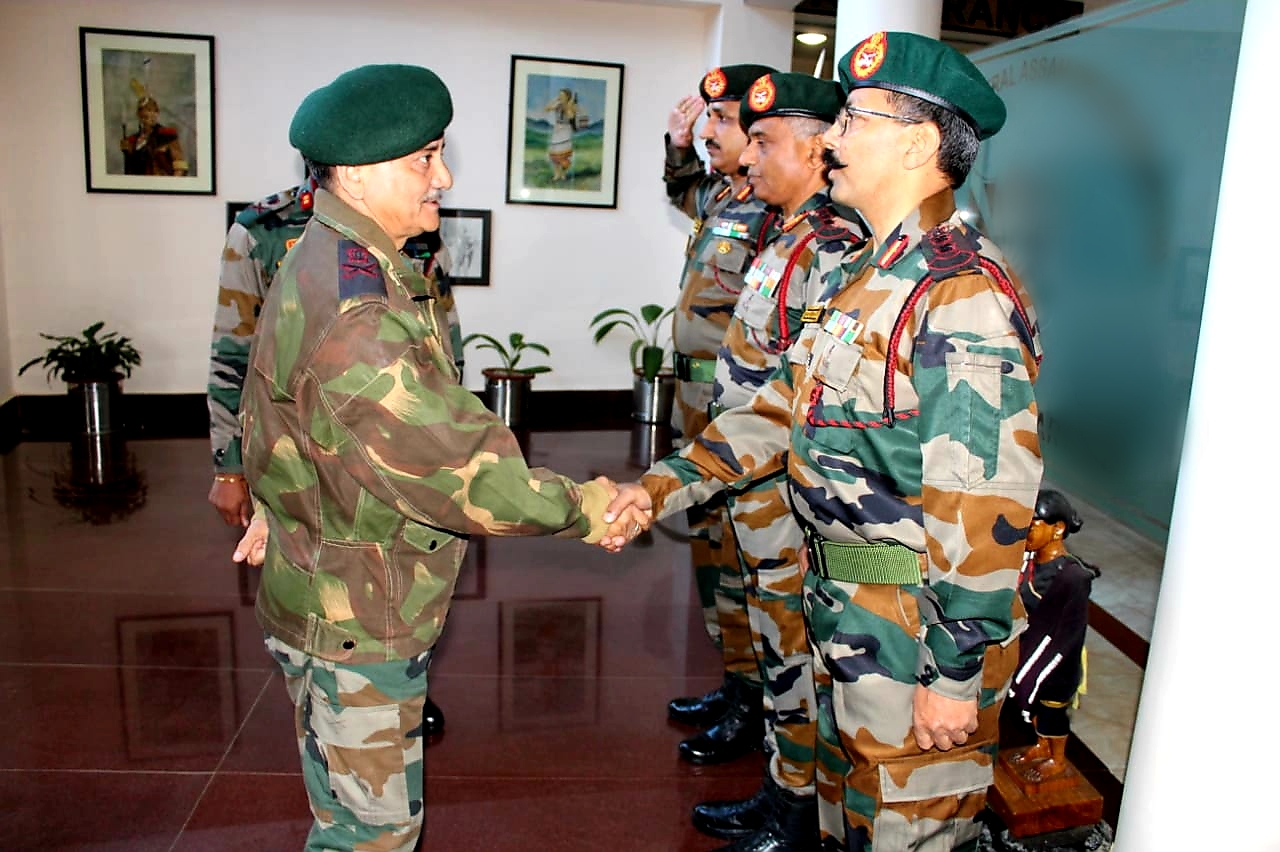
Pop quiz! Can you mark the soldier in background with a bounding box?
[237,64,645,852]
[690,73,866,852]
[207,174,459,737]
[661,62,778,766]
[611,32,1043,850]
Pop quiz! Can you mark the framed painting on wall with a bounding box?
[505,55,623,208]
[438,208,492,286]
[80,27,216,195]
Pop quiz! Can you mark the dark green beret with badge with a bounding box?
[289,64,454,165]
[837,31,1005,139]
[699,63,778,104]
[738,72,844,130]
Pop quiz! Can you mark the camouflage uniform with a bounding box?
[242,189,611,850]
[209,181,463,476]
[665,139,777,684]
[715,190,865,798]
[642,192,1043,850]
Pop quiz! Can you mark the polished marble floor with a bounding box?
[0,430,1158,850]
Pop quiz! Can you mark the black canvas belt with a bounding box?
[674,353,717,384]
[805,528,924,585]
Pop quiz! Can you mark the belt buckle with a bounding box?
[802,527,829,580]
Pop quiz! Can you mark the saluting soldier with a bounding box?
[238,64,645,852]
[611,33,1043,851]
[690,73,867,852]
[662,63,780,763]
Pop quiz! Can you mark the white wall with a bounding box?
[0,0,728,395]
[0,222,11,405]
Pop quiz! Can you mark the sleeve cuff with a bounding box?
[915,642,982,702]
[576,479,613,544]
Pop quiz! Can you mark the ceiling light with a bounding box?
[796,32,827,46]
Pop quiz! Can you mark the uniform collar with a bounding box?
[313,189,419,281]
[871,188,957,271]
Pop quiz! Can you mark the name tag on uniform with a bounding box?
[822,309,864,345]
[800,303,827,324]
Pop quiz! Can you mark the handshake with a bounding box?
[231,479,656,567]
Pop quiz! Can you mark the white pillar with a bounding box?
[1112,2,1280,851]
[833,0,943,69]
[703,0,793,75]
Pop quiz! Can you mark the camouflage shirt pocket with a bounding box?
[734,286,776,331]
[809,329,863,394]
[942,349,1005,487]
[701,238,751,274]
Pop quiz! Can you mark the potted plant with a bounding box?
[18,321,142,437]
[589,303,676,423]
[461,331,552,429]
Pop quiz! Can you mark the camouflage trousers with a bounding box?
[676,379,759,687]
[729,472,815,794]
[802,574,1017,852]
[688,499,760,686]
[266,635,429,852]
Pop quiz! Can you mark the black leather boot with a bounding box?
[692,779,772,839]
[423,694,445,736]
[715,780,818,852]
[678,677,763,764]
[667,672,733,727]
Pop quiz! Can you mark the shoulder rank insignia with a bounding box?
[920,224,981,280]
[809,206,858,243]
[338,240,387,301]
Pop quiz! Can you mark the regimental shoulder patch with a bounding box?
[920,224,981,281]
[747,75,776,112]
[851,32,887,80]
[703,68,728,100]
[338,240,387,301]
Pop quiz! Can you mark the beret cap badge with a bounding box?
[747,75,777,112]
[703,69,728,99]
[852,31,887,80]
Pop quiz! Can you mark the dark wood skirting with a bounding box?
[9,390,637,442]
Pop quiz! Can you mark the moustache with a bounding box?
[822,148,847,171]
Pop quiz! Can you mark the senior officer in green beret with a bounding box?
[688,72,867,852]
[608,32,1043,850]
[662,62,779,766]
[238,64,647,852]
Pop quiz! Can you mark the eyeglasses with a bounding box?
[834,104,922,136]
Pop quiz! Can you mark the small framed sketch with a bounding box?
[506,55,624,208]
[438,208,492,286]
[79,27,216,194]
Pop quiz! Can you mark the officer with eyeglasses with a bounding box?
[607,32,1044,850]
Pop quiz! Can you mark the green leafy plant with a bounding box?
[18,321,142,384]
[461,332,552,376]
[589,303,675,381]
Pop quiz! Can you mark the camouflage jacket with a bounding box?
[643,190,1044,703]
[665,141,778,360]
[714,189,865,409]
[208,180,464,473]
[241,190,609,664]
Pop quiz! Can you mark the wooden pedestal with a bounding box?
[988,748,1105,838]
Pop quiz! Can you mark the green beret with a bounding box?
[837,31,1005,139]
[699,63,778,103]
[289,64,453,165]
[739,72,844,130]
